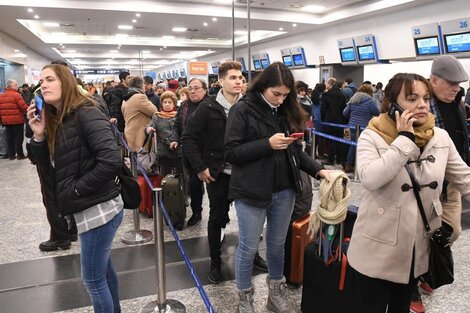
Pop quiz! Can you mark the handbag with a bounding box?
[405,165,454,289]
[136,132,158,174]
[116,161,141,209]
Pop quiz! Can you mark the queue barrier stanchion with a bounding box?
[141,188,186,313]
[352,125,361,182]
[121,151,153,245]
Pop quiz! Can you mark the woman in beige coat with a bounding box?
[347,73,470,313]
[121,76,158,152]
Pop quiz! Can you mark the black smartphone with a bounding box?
[34,91,44,121]
[387,102,404,121]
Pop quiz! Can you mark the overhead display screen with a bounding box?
[282,55,293,67]
[293,54,304,66]
[253,59,262,70]
[415,36,440,55]
[261,59,269,69]
[444,32,470,53]
[357,45,375,61]
[340,47,356,62]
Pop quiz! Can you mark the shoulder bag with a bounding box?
[405,165,454,289]
[137,132,158,175]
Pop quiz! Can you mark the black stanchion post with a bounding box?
[121,152,153,245]
[142,188,186,313]
[353,125,360,182]
[311,128,319,190]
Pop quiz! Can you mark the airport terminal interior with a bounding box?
[1,0,470,312]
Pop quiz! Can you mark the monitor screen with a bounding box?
[180,69,186,77]
[293,54,304,66]
[212,66,218,75]
[444,32,470,54]
[261,59,269,69]
[340,47,356,62]
[415,36,440,56]
[282,55,293,67]
[253,59,261,70]
[357,45,375,61]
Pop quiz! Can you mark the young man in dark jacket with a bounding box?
[181,61,267,284]
[105,71,129,132]
[143,75,161,111]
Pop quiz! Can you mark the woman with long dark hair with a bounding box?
[224,62,331,312]
[27,64,123,313]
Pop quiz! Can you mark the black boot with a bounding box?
[187,212,202,226]
[39,239,71,252]
[253,251,268,272]
[208,260,222,284]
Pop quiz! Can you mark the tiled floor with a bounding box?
[0,157,469,313]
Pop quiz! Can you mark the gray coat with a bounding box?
[348,127,470,284]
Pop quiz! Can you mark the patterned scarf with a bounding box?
[367,113,435,147]
[155,110,177,119]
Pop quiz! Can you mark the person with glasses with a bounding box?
[177,78,209,226]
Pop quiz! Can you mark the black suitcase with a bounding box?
[161,149,186,230]
[301,205,358,313]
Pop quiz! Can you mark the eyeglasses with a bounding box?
[188,86,203,92]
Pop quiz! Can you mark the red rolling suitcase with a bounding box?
[137,175,162,217]
[289,212,314,284]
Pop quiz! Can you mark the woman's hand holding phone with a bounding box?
[269,133,296,150]
[27,103,46,141]
[395,109,416,134]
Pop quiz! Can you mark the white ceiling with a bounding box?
[0,0,437,71]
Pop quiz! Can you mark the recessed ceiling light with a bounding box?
[43,22,60,27]
[118,25,133,30]
[109,50,119,53]
[203,22,208,27]
[163,46,167,49]
[160,47,163,50]
[27,8,33,13]
[142,50,151,53]
[303,5,326,13]
[292,23,297,27]
[34,15,39,19]
[212,17,218,22]
[279,27,284,31]
[14,49,20,52]
[208,49,212,52]
[172,27,187,32]
[136,13,141,17]
[132,19,137,23]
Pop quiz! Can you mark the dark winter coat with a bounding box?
[148,113,181,159]
[31,105,122,215]
[105,83,128,132]
[321,86,348,131]
[343,92,380,128]
[181,97,227,177]
[224,92,323,207]
[146,88,161,111]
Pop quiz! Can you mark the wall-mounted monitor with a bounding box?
[340,47,356,62]
[415,36,441,56]
[212,66,219,75]
[444,32,470,54]
[292,54,304,66]
[357,45,375,61]
[253,59,262,70]
[180,68,186,77]
[282,55,293,67]
[261,59,270,69]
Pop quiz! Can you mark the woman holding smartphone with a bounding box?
[27,64,123,313]
[347,73,470,312]
[224,62,330,312]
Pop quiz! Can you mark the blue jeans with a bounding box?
[235,189,296,290]
[80,210,124,313]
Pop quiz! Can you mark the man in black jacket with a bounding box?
[105,71,129,132]
[320,77,347,166]
[143,76,161,111]
[181,61,267,284]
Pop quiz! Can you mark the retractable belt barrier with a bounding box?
[112,124,216,313]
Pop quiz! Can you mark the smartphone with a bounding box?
[34,92,44,121]
[289,132,304,139]
[387,102,404,121]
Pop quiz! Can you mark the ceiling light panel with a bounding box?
[118,25,133,30]
[172,27,187,32]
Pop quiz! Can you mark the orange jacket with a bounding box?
[0,88,28,125]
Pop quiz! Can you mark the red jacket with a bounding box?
[0,88,28,125]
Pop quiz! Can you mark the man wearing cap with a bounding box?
[410,55,469,313]
[143,76,161,111]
